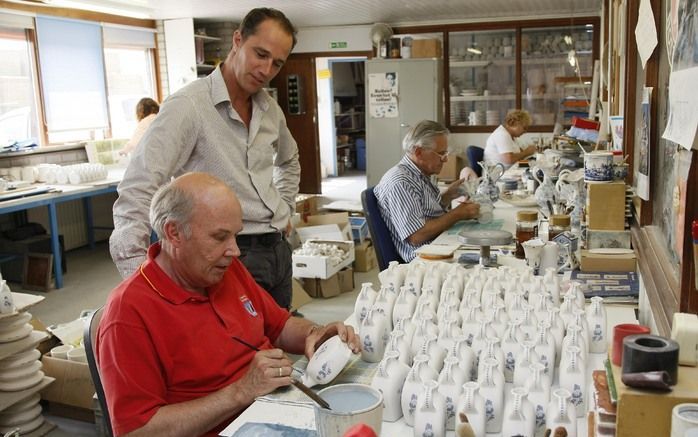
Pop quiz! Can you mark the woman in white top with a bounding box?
[484,109,536,168]
[121,97,159,155]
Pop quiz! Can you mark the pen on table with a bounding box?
[231,336,304,375]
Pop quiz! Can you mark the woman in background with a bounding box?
[484,109,536,168]
[121,97,159,155]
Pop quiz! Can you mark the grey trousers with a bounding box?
[238,237,293,310]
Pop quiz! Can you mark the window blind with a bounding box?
[102,24,155,49]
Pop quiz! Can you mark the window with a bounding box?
[0,26,40,146]
[102,25,157,139]
[104,47,156,138]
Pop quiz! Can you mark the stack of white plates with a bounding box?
[486,110,500,125]
[0,312,33,344]
[0,393,44,435]
[450,101,466,124]
[0,348,44,392]
[460,89,478,96]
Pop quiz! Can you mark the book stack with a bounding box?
[592,369,617,436]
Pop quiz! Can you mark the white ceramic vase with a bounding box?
[513,340,540,388]
[477,357,505,433]
[524,362,551,436]
[413,380,447,437]
[386,329,411,366]
[416,333,446,374]
[586,296,608,354]
[456,381,487,437]
[371,351,410,422]
[533,321,556,380]
[501,387,536,437]
[354,282,377,324]
[438,356,467,430]
[500,320,523,383]
[401,354,438,426]
[546,388,577,437]
[360,308,390,363]
[477,337,504,379]
[410,314,439,358]
[558,345,587,418]
[446,335,475,381]
[392,286,418,328]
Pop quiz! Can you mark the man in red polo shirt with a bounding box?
[96,172,360,436]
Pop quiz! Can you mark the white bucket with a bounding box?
[314,383,383,437]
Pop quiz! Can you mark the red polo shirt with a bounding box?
[96,244,291,436]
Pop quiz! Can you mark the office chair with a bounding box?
[466,145,485,177]
[84,307,113,437]
[361,187,404,271]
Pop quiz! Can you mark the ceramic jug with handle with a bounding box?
[476,161,505,203]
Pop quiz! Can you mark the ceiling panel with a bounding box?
[143,0,601,27]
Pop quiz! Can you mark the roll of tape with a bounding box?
[622,334,680,385]
[672,403,698,437]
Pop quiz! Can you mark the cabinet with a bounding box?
[365,58,442,186]
[435,18,599,132]
[194,34,222,77]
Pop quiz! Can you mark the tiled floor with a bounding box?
[19,171,374,435]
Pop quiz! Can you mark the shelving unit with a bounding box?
[194,33,221,77]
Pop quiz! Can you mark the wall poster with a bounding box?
[636,87,652,200]
[368,72,398,118]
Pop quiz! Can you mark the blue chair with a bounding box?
[466,145,485,177]
[361,187,404,271]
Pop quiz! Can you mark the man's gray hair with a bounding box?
[402,120,450,154]
[150,180,194,240]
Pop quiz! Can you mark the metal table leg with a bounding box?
[47,202,63,289]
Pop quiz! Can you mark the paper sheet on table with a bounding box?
[635,0,658,69]
[47,318,85,345]
[662,67,698,150]
[431,219,504,245]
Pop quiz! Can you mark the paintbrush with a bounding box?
[231,336,331,409]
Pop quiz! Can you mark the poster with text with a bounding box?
[368,72,398,118]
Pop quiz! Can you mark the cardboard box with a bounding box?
[41,354,95,411]
[296,212,352,242]
[349,216,369,243]
[337,267,355,293]
[291,278,313,310]
[437,154,465,181]
[354,241,378,272]
[586,182,626,230]
[302,274,341,298]
[580,250,637,272]
[292,240,355,279]
[295,194,319,221]
[411,38,442,58]
[612,360,698,437]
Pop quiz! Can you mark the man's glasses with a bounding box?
[427,148,450,159]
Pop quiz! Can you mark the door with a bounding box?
[270,57,321,194]
[365,59,443,187]
[163,18,197,94]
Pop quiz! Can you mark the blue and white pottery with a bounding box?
[584,151,613,182]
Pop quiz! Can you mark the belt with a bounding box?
[236,232,283,247]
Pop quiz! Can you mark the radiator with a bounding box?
[26,194,117,251]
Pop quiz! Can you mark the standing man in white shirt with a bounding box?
[110,8,300,309]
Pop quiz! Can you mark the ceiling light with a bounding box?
[467,47,482,55]
[49,0,152,18]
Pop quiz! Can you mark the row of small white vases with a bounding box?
[357,261,607,437]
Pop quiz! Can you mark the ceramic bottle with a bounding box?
[501,387,535,437]
[561,323,589,363]
[438,356,467,430]
[446,335,475,381]
[500,320,523,383]
[558,345,587,418]
[456,381,487,437]
[489,303,509,338]
[543,267,561,305]
[585,296,607,354]
[437,316,461,352]
[401,354,438,426]
[546,388,577,437]
[360,307,390,363]
[379,260,405,293]
[386,329,411,366]
[545,307,565,365]
[353,282,377,324]
[417,333,446,373]
[371,351,410,422]
[533,321,556,379]
[460,304,483,347]
[477,337,504,379]
[569,309,590,353]
[477,357,505,433]
[0,278,14,314]
[394,316,416,346]
[513,340,540,388]
[524,362,551,436]
[403,263,425,296]
[373,285,397,329]
[392,286,418,327]
[413,380,447,437]
[410,314,439,358]
[421,268,443,298]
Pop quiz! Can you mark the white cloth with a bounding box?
[484,125,521,168]
[109,66,300,278]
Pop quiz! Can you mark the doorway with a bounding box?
[316,56,367,202]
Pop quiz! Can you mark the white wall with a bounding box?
[315,58,335,177]
[295,25,372,53]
